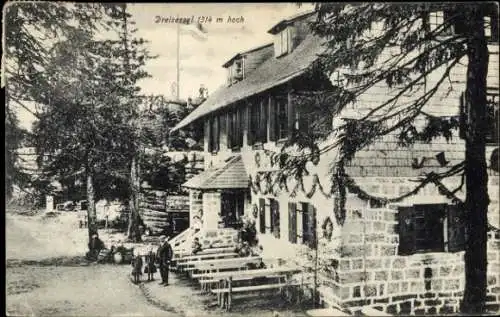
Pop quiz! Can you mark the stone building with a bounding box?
[171,10,500,315]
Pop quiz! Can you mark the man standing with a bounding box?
[156,235,173,286]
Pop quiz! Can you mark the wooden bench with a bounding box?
[212,276,303,311]
[184,257,262,276]
[175,252,239,264]
[183,256,261,270]
[173,246,236,259]
[360,307,392,316]
[306,308,351,316]
[194,266,302,292]
[174,253,240,273]
[192,266,301,279]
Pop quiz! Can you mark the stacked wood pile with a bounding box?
[184,151,205,180]
[139,190,168,234]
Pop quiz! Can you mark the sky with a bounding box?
[129,3,314,99]
[12,3,314,131]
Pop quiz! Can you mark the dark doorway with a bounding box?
[221,191,245,229]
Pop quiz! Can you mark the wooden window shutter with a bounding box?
[215,115,220,152]
[259,99,267,142]
[271,199,280,238]
[237,106,244,147]
[297,107,308,134]
[205,119,211,152]
[288,202,297,244]
[398,206,416,255]
[220,112,227,149]
[307,203,317,248]
[459,92,466,139]
[447,203,466,252]
[269,96,277,141]
[259,198,266,234]
[287,91,295,139]
[247,103,254,146]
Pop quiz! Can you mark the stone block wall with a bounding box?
[198,228,239,248]
[316,205,500,315]
[189,190,203,221]
[486,230,500,313]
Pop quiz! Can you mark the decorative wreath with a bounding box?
[321,217,334,241]
[254,152,261,167]
[252,204,258,218]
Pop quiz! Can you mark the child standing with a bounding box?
[144,245,157,281]
[131,251,143,284]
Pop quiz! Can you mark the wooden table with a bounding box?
[193,266,302,280]
[176,252,239,263]
[306,308,351,316]
[212,274,305,311]
[197,266,302,293]
[174,253,239,272]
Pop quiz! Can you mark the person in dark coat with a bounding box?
[156,236,173,286]
[87,233,105,261]
[131,252,143,284]
[191,237,202,255]
[144,249,157,281]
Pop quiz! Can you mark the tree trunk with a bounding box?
[127,155,142,242]
[461,9,490,314]
[87,170,98,245]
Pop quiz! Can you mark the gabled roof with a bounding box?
[172,34,325,132]
[222,43,273,68]
[267,10,316,34]
[182,155,248,189]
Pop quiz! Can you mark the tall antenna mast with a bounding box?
[176,22,180,100]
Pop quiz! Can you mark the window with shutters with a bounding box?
[460,91,499,144]
[301,202,317,249]
[270,198,280,239]
[426,10,498,42]
[288,202,297,244]
[398,203,466,256]
[259,198,266,234]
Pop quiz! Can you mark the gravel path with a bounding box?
[6,210,310,317]
[6,264,176,317]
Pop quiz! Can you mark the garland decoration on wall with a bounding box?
[248,148,469,227]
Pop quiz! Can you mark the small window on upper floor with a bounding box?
[234,59,244,80]
[330,71,346,88]
[275,27,290,58]
[484,12,499,42]
[428,10,498,42]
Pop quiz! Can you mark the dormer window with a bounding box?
[234,59,243,80]
[226,57,245,86]
[275,27,291,57]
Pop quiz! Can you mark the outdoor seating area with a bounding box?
[169,230,308,312]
